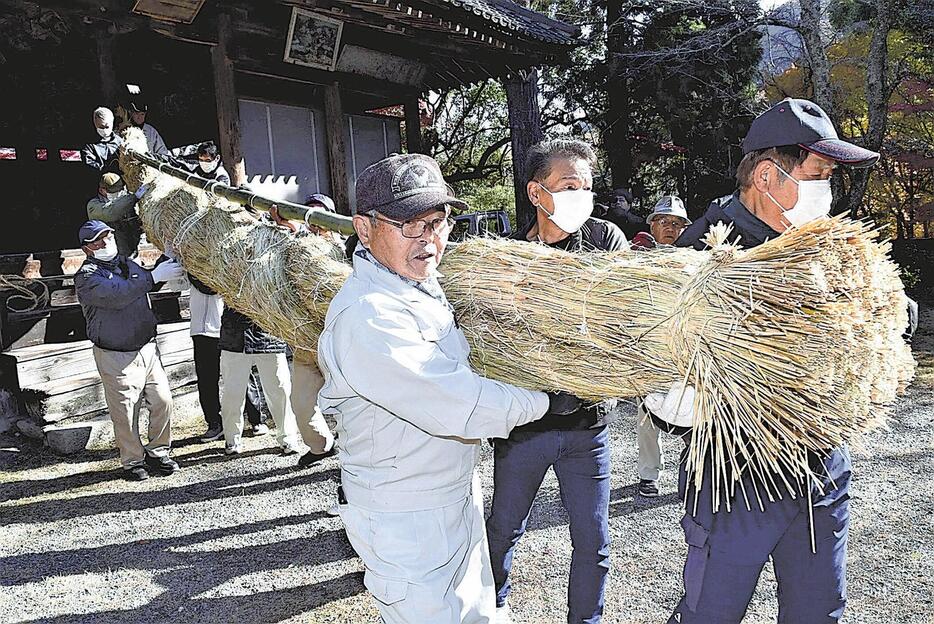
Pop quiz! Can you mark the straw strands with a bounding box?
[119,129,914,511]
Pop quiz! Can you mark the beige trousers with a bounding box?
[93,341,173,468]
[291,353,334,454]
[220,351,300,450]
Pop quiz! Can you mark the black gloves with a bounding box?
[546,391,583,416]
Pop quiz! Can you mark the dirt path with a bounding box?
[1,309,931,624]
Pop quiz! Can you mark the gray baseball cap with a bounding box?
[743,98,879,167]
[647,195,691,224]
[355,153,468,220]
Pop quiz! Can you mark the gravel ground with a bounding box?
[1,308,931,624]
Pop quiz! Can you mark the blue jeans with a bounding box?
[486,426,611,624]
[669,447,851,624]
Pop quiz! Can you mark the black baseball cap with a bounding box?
[355,153,468,220]
[743,98,879,168]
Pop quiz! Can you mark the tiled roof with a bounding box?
[441,0,580,46]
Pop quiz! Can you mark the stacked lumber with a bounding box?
[2,322,196,451]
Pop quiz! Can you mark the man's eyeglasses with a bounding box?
[369,212,453,239]
[654,217,687,228]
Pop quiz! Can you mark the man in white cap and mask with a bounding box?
[81,107,123,177]
[317,152,581,623]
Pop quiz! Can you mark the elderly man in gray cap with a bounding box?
[317,153,581,623]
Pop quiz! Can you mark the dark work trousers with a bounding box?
[191,335,267,428]
[668,446,851,624]
[487,426,611,624]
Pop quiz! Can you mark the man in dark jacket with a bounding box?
[602,187,648,240]
[219,307,300,455]
[81,107,123,178]
[665,98,881,623]
[74,220,185,481]
[194,142,230,184]
[486,139,626,624]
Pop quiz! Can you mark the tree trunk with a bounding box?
[504,69,544,229]
[605,0,631,191]
[797,0,834,116]
[844,0,891,217]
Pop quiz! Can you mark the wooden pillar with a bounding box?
[504,69,544,230]
[95,31,118,106]
[605,0,632,191]
[324,82,351,215]
[211,13,246,187]
[404,96,423,154]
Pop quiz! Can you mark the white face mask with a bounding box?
[105,189,127,202]
[198,160,217,173]
[766,162,832,228]
[92,236,118,262]
[537,184,594,233]
[97,127,113,139]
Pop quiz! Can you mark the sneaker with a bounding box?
[327,503,341,517]
[200,426,224,442]
[225,444,243,455]
[145,455,179,476]
[123,466,149,481]
[496,603,513,624]
[298,446,337,468]
[638,479,660,498]
[281,444,301,456]
[252,423,270,436]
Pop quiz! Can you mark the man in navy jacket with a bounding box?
[665,99,880,623]
[75,220,185,481]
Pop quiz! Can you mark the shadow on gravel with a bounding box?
[16,570,365,624]
[7,515,364,623]
[0,465,339,526]
[0,435,121,474]
[0,510,355,587]
[608,483,680,517]
[523,482,679,534]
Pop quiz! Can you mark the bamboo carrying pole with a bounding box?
[125,150,356,236]
[118,128,914,514]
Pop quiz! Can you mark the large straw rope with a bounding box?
[119,129,914,512]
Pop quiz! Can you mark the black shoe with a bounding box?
[298,446,337,468]
[123,466,149,481]
[145,454,179,476]
[200,426,224,442]
[638,479,659,498]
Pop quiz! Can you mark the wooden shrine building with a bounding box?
[0,0,581,255]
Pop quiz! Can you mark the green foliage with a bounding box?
[426,0,765,219]
[458,183,517,227]
[767,28,934,239]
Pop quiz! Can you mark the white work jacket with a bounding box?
[317,249,549,513]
